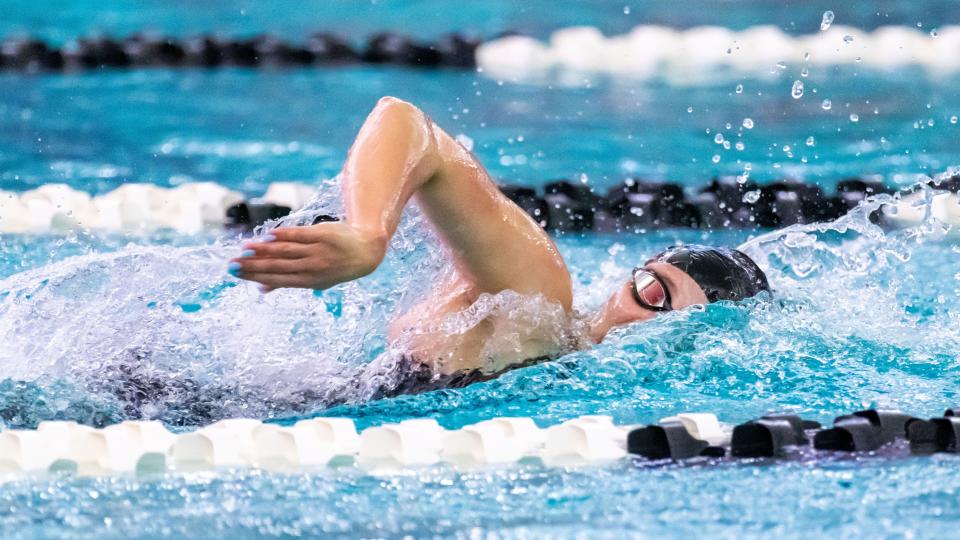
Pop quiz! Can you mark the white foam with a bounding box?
[477,24,960,81]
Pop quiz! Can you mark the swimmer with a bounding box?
[229,97,769,398]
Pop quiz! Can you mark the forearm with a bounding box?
[340,97,441,251]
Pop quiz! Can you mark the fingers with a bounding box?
[232,257,305,275]
[239,240,311,260]
[271,225,329,244]
[239,272,315,290]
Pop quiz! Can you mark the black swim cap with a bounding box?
[649,244,770,302]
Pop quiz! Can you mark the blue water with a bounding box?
[2,1,960,538]
[2,0,960,43]
[2,67,959,196]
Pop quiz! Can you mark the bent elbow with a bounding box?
[375,96,421,119]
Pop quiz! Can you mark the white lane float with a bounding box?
[542,415,628,466]
[170,418,263,471]
[477,24,960,81]
[442,417,544,466]
[659,413,730,447]
[881,190,960,231]
[0,181,317,234]
[358,418,448,470]
[0,428,73,474]
[252,418,361,471]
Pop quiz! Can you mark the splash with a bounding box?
[0,174,958,428]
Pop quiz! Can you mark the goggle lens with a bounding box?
[632,270,672,312]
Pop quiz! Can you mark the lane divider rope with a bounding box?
[2,175,957,234]
[1,406,958,480]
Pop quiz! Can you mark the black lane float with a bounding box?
[624,407,960,466]
[225,175,960,233]
[0,32,481,72]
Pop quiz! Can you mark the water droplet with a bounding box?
[928,118,935,127]
[843,35,854,43]
[714,133,724,144]
[850,114,860,122]
[791,80,804,99]
[735,84,743,94]
[743,190,761,203]
[782,145,792,152]
[806,136,815,146]
[723,140,731,149]
[735,141,745,151]
[931,28,939,37]
[623,5,631,15]
[820,10,835,31]
[822,99,833,110]
[776,61,787,70]
[712,154,721,163]
[950,116,958,124]
[742,118,754,129]
[803,52,810,61]
[801,67,809,77]
[687,106,694,113]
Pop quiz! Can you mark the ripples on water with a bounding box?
[0,174,957,430]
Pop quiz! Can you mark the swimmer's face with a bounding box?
[588,261,709,343]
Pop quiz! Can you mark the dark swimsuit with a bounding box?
[359,355,551,400]
[104,352,553,424]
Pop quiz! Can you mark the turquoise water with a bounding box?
[2,0,959,42]
[3,1,960,538]
[2,67,959,195]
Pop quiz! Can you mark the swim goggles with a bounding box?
[631,267,673,312]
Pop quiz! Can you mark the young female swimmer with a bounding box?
[229,97,769,398]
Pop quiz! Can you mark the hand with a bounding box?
[228,222,387,293]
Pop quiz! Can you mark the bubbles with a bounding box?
[711,154,721,163]
[805,136,815,146]
[623,5,631,15]
[850,113,860,122]
[742,118,754,129]
[0,178,482,424]
[843,35,855,44]
[822,99,833,110]
[735,84,743,94]
[714,133,724,144]
[742,190,761,204]
[820,10,835,31]
[791,80,804,99]
[951,116,958,124]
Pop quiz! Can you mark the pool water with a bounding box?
[2,66,960,195]
[2,1,960,538]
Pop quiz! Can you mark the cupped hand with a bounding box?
[228,222,387,293]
